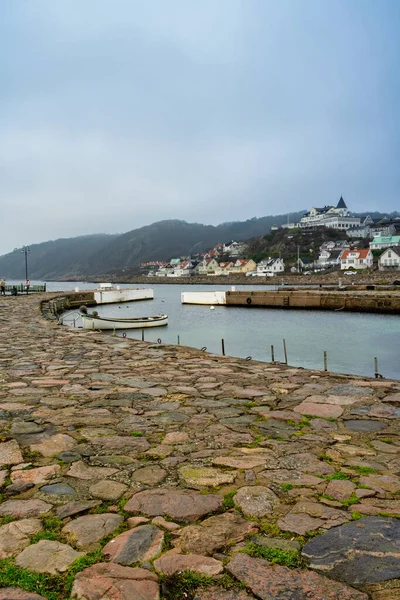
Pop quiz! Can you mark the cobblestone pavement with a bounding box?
[0,294,399,600]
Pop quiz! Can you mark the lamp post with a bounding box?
[21,246,30,293]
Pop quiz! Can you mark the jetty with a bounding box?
[0,292,399,600]
[182,287,400,314]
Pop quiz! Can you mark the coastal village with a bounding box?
[141,198,400,278]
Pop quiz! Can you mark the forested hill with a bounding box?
[0,212,305,279]
[0,210,396,280]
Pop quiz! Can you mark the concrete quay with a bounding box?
[0,293,399,600]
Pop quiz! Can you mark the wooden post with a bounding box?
[324,351,327,372]
[374,357,378,378]
[222,338,225,355]
[283,339,288,365]
[271,345,275,362]
[141,328,144,341]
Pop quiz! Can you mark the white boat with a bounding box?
[80,310,168,330]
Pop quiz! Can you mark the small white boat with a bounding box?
[80,308,168,330]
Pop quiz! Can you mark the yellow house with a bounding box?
[232,259,256,273]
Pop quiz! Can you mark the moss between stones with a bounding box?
[159,571,245,600]
[241,542,305,568]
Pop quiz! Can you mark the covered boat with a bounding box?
[79,307,167,330]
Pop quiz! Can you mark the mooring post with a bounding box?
[283,338,288,365]
[141,328,144,341]
[271,344,275,362]
[374,356,378,378]
[324,351,327,372]
[222,338,225,355]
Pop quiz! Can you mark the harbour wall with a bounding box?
[225,289,400,314]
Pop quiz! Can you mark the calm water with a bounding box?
[13,280,400,380]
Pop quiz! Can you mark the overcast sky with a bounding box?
[1,0,399,256]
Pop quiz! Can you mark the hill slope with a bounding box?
[0,212,305,279]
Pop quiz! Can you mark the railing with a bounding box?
[4,284,46,294]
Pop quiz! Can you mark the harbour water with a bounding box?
[39,280,400,381]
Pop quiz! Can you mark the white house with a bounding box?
[256,258,285,275]
[223,241,248,257]
[340,249,373,270]
[317,249,343,269]
[378,247,400,270]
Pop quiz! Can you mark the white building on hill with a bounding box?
[298,197,360,230]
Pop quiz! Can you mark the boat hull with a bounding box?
[81,314,168,330]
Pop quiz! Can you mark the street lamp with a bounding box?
[21,246,30,293]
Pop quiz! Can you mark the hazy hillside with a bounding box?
[0,234,117,280]
[1,209,396,279]
[0,212,305,279]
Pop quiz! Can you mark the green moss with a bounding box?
[130,431,144,437]
[350,466,377,475]
[318,454,333,463]
[222,490,237,510]
[340,493,359,507]
[323,471,349,481]
[351,511,364,520]
[0,515,15,526]
[159,571,245,599]
[242,542,304,568]
[280,483,293,491]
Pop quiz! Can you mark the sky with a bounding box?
[0,0,399,256]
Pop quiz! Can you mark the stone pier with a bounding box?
[0,293,399,600]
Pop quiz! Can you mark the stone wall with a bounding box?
[226,289,400,314]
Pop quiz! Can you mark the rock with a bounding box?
[5,482,35,495]
[125,488,222,523]
[39,483,75,495]
[0,518,42,558]
[329,384,373,396]
[0,440,23,466]
[89,480,128,501]
[11,465,61,485]
[293,401,343,419]
[279,501,348,534]
[226,553,368,599]
[358,475,400,494]
[370,440,399,453]
[325,480,356,501]
[11,422,44,435]
[163,432,189,444]
[0,589,47,599]
[127,517,150,528]
[132,466,167,486]
[154,549,223,576]
[56,500,101,519]
[335,444,376,457]
[302,517,400,587]
[56,451,81,463]
[71,562,159,600]
[102,525,164,565]
[151,516,180,531]
[67,460,118,480]
[15,540,85,574]
[234,486,280,518]
[249,535,301,552]
[213,456,266,469]
[173,512,257,555]
[277,513,325,535]
[343,420,387,432]
[62,513,123,551]
[0,499,52,518]
[179,466,236,489]
[30,434,76,457]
